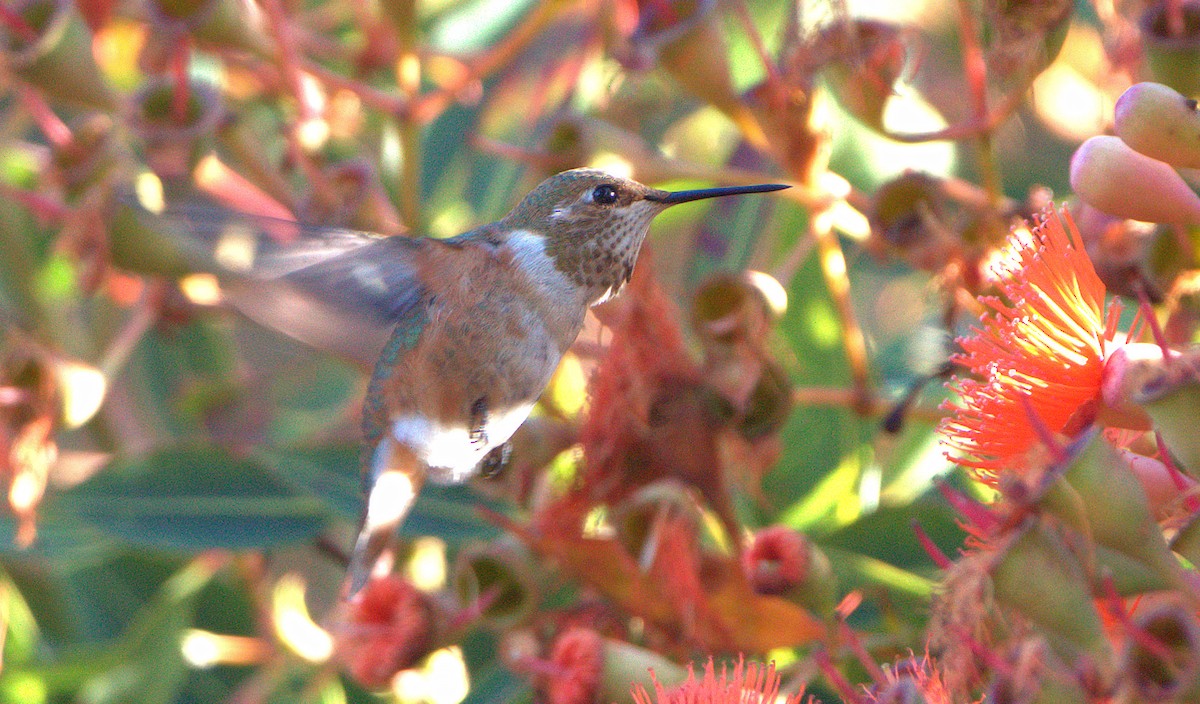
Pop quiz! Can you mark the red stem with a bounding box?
[1019,395,1068,465]
[170,39,192,124]
[1099,577,1178,663]
[936,481,1001,534]
[0,4,38,42]
[1166,0,1186,38]
[911,520,954,569]
[839,621,887,686]
[1156,432,1200,512]
[1136,284,1172,362]
[812,649,863,704]
[18,86,71,148]
[0,184,69,222]
[260,0,318,120]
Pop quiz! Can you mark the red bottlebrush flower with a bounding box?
[336,575,437,689]
[533,627,690,704]
[645,507,709,628]
[741,524,837,617]
[863,653,958,704]
[940,207,1122,480]
[632,657,805,704]
[579,257,738,531]
[581,257,697,483]
[544,627,605,704]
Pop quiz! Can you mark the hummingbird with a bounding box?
[167,168,788,598]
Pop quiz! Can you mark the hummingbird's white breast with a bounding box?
[505,228,592,312]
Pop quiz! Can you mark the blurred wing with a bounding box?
[138,200,429,369]
[120,198,383,275]
[227,236,429,368]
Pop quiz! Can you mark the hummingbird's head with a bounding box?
[504,168,788,304]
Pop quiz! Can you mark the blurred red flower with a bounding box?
[632,657,805,704]
[336,575,437,688]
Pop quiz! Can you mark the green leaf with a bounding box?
[405,484,505,542]
[268,444,505,543]
[267,356,360,445]
[0,195,44,324]
[822,499,964,570]
[263,444,362,520]
[0,571,40,667]
[57,550,184,643]
[822,546,935,601]
[0,557,221,704]
[461,630,530,704]
[1142,376,1200,476]
[49,444,329,550]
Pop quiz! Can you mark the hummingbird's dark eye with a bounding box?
[591,184,619,205]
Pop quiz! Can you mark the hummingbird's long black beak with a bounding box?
[647,182,790,205]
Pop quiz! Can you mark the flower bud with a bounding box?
[145,0,270,57]
[868,171,959,271]
[989,521,1110,662]
[1133,347,1200,476]
[1070,203,1161,302]
[612,481,700,567]
[1119,448,1192,517]
[617,0,767,148]
[1039,432,1182,595]
[51,115,118,202]
[1169,510,1200,565]
[819,20,909,134]
[690,272,776,348]
[1114,82,1200,169]
[742,526,836,617]
[299,160,404,235]
[1121,599,1200,702]
[1139,2,1200,98]
[1069,136,1200,225]
[1100,343,1171,430]
[1164,271,1200,344]
[451,538,540,629]
[983,0,1072,88]
[733,359,793,441]
[0,0,116,110]
[131,78,224,181]
[539,627,686,704]
[1090,544,1175,596]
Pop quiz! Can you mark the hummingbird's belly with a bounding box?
[392,332,560,484]
[387,399,536,484]
[387,300,574,483]
[370,234,585,484]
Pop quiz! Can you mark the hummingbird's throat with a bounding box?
[547,204,655,304]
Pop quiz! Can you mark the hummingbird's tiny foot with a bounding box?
[469,396,489,446]
[478,442,512,478]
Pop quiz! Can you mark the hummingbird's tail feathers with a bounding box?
[343,439,427,600]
